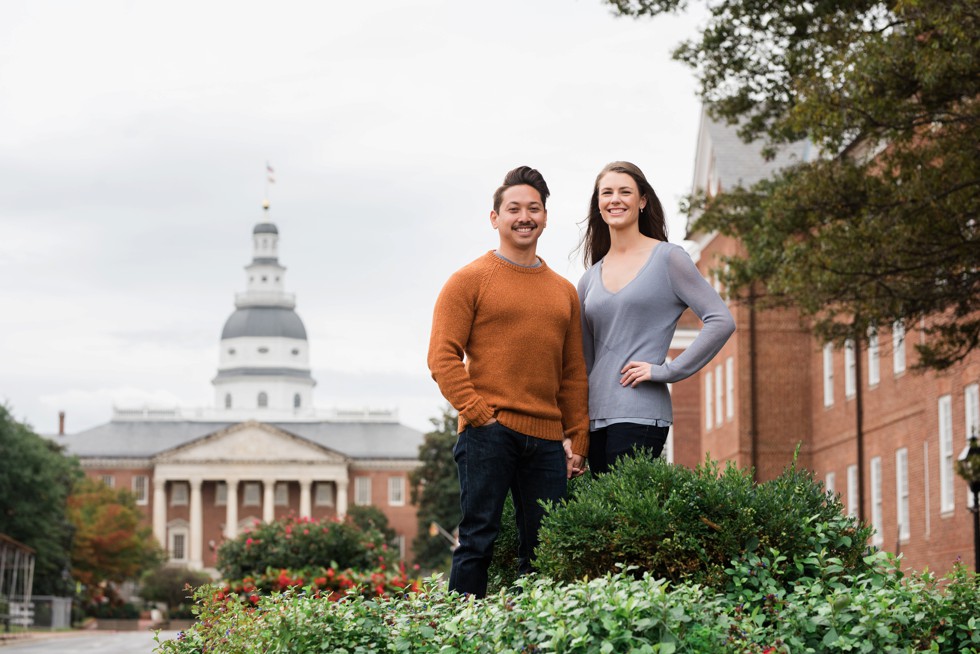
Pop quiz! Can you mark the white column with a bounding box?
[152,478,167,548]
[189,478,203,569]
[225,478,239,540]
[262,478,276,523]
[336,479,349,519]
[299,479,312,519]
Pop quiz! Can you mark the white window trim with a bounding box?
[170,481,188,507]
[354,477,371,506]
[823,343,834,407]
[825,471,836,497]
[274,482,289,506]
[892,321,906,375]
[844,339,856,398]
[846,464,858,517]
[867,329,880,387]
[388,477,406,507]
[243,482,261,507]
[870,456,883,546]
[101,474,115,489]
[896,448,910,542]
[705,371,713,430]
[215,481,227,506]
[168,521,190,563]
[939,395,954,514]
[725,357,734,420]
[132,475,148,506]
[315,482,335,507]
[965,384,979,509]
[714,364,724,428]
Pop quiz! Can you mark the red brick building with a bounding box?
[667,109,979,575]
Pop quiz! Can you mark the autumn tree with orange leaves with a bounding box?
[67,476,163,603]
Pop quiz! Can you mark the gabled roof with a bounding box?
[155,420,348,464]
[58,418,424,460]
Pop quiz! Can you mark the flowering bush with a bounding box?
[219,562,419,603]
[216,514,386,580]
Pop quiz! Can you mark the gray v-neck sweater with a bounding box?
[577,242,735,429]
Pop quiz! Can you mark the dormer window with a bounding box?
[258,347,269,354]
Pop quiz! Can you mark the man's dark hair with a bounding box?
[492,166,550,213]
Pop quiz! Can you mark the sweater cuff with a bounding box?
[568,431,589,459]
[461,398,495,429]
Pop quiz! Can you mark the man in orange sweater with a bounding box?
[428,165,589,597]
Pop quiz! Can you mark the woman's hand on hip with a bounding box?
[620,361,651,387]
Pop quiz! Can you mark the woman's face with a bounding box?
[597,171,646,231]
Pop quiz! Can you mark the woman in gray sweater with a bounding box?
[577,161,735,474]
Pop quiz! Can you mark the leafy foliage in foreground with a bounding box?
[155,556,980,653]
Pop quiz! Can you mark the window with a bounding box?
[171,482,188,506]
[315,482,334,506]
[705,371,713,430]
[870,457,883,545]
[101,474,115,489]
[258,392,268,408]
[714,364,724,427]
[846,464,858,517]
[274,482,289,506]
[225,394,232,409]
[388,477,405,506]
[215,482,227,506]
[293,393,301,409]
[355,477,372,506]
[132,475,148,505]
[169,527,189,563]
[258,347,269,354]
[939,394,954,513]
[243,482,261,506]
[867,329,880,386]
[725,357,734,420]
[966,384,979,508]
[825,471,836,496]
[896,448,909,542]
[291,348,300,356]
[228,348,236,355]
[822,343,834,407]
[844,339,856,398]
[892,321,906,374]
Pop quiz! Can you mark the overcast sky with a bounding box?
[0,0,706,436]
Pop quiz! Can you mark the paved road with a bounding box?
[0,631,180,654]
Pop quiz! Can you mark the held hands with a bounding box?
[563,438,586,479]
[621,361,652,387]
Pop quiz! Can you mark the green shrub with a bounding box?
[139,565,213,609]
[154,561,980,654]
[216,515,386,580]
[532,454,873,589]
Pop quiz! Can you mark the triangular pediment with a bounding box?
[155,420,346,464]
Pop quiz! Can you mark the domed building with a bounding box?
[59,205,425,572]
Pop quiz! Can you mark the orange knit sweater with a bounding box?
[427,252,589,456]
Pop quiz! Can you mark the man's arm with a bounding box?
[427,272,495,429]
[556,286,590,462]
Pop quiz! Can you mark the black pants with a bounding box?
[588,422,669,475]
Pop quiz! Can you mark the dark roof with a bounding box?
[253,222,279,235]
[59,419,424,460]
[213,367,313,379]
[221,307,307,340]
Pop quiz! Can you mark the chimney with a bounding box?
[58,411,65,436]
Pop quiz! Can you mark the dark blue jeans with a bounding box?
[448,421,567,597]
[588,422,669,475]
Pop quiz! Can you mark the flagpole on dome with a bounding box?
[264,161,275,214]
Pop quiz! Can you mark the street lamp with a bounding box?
[956,434,980,572]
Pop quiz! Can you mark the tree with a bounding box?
[410,406,460,572]
[67,476,163,602]
[609,0,979,368]
[346,505,397,545]
[0,405,81,595]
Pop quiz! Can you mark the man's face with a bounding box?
[490,184,547,253]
